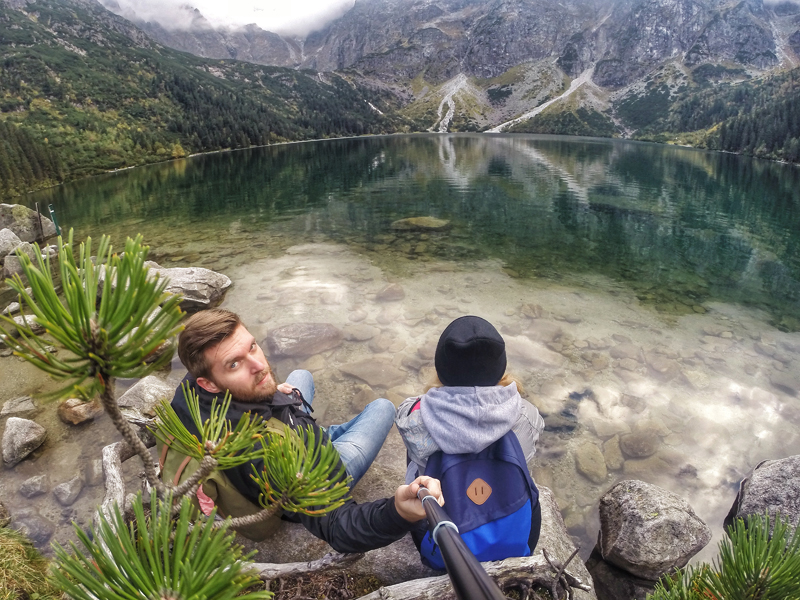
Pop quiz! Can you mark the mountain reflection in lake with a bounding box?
[9,134,800,560]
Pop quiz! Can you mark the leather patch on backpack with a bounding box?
[467,478,492,505]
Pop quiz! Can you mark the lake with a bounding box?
[7,133,800,561]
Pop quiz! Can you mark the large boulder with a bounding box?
[597,480,711,581]
[0,228,22,260]
[0,204,56,242]
[265,323,343,358]
[144,262,232,311]
[117,375,175,418]
[725,454,800,535]
[2,417,47,466]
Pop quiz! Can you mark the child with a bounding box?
[396,315,545,566]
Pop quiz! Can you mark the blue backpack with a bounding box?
[415,431,539,570]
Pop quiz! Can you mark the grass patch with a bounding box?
[0,528,60,600]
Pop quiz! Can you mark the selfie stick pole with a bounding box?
[417,487,506,600]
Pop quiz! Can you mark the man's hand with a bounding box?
[277,382,295,395]
[394,476,444,522]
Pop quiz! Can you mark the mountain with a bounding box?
[0,0,405,199]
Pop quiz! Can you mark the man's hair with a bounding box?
[178,309,242,378]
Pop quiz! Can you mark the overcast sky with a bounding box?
[107,0,357,36]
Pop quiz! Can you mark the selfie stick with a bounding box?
[417,487,506,600]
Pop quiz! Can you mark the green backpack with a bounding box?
[156,417,285,541]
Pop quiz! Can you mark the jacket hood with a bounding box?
[420,383,521,454]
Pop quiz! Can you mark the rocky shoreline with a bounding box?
[2,202,800,598]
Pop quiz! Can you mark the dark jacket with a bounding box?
[170,375,412,553]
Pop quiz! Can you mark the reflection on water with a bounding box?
[5,134,800,560]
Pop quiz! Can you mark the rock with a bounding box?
[2,241,41,277]
[526,321,563,343]
[575,441,608,484]
[610,343,642,361]
[12,509,56,545]
[0,500,9,528]
[603,435,624,471]
[619,432,661,458]
[265,323,343,358]
[53,475,83,506]
[19,475,48,498]
[769,371,800,397]
[2,313,44,339]
[725,454,800,535]
[597,480,711,581]
[390,216,450,231]
[543,414,577,432]
[645,353,681,381]
[340,358,407,388]
[0,395,36,415]
[589,417,631,438]
[1,301,20,316]
[0,204,56,242]
[342,324,380,341]
[506,335,567,370]
[58,398,104,425]
[348,309,368,322]
[2,417,47,466]
[0,228,22,259]
[117,375,174,418]
[144,263,231,311]
[586,548,657,600]
[84,459,105,486]
[375,283,405,302]
[681,369,710,390]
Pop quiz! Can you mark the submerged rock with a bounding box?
[146,263,232,311]
[390,216,450,231]
[725,454,800,535]
[586,548,657,600]
[58,398,104,425]
[340,358,407,388]
[13,509,56,545]
[19,475,48,498]
[265,323,343,357]
[375,283,405,302]
[597,480,711,581]
[53,475,83,506]
[2,417,47,466]
[575,441,608,484]
[0,396,36,416]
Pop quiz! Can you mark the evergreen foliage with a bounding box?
[647,515,800,600]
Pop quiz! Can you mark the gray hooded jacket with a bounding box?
[395,382,545,484]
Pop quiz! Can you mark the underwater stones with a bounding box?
[117,375,174,418]
[53,475,83,506]
[13,509,56,545]
[0,204,56,242]
[644,353,681,381]
[58,398,103,425]
[348,309,368,322]
[4,313,45,338]
[769,371,800,397]
[589,417,631,439]
[19,475,48,498]
[604,436,624,471]
[2,417,46,466]
[390,216,450,231]
[597,480,711,581]
[725,454,800,535]
[619,432,660,459]
[681,369,710,390]
[1,395,35,416]
[375,283,405,302]
[609,343,642,361]
[0,228,22,259]
[266,323,343,358]
[575,441,608,484]
[526,320,563,343]
[144,262,232,310]
[340,358,407,388]
[505,336,566,370]
[342,324,380,341]
[84,459,104,486]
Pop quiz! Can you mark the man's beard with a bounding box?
[237,365,278,402]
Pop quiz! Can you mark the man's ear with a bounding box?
[196,377,221,394]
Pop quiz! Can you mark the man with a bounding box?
[168,308,442,554]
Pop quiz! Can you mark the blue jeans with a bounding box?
[285,370,395,488]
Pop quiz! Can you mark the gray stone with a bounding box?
[13,509,56,545]
[0,204,56,242]
[375,283,405,302]
[340,358,407,388]
[506,335,567,369]
[53,475,83,506]
[598,480,711,581]
[620,432,661,458]
[0,395,35,415]
[3,313,44,339]
[2,417,47,466]
[389,216,450,231]
[526,320,563,343]
[725,454,800,535]
[265,323,343,358]
[342,324,380,341]
[610,343,642,361]
[645,353,681,381]
[603,435,624,471]
[145,263,232,311]
[769,371,800,397]
[575,441,608,484]
[117,375,174,418]
[58,398,104,425]
[19,475,48,498]
[2,242,40,277]
[586,549,657,600]
[1,301,20,316]
[0,228,22,259]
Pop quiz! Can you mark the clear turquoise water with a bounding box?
[9,134,800,562]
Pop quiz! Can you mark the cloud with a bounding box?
[103,0,356,36]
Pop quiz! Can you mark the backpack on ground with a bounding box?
[413,430,539,570]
